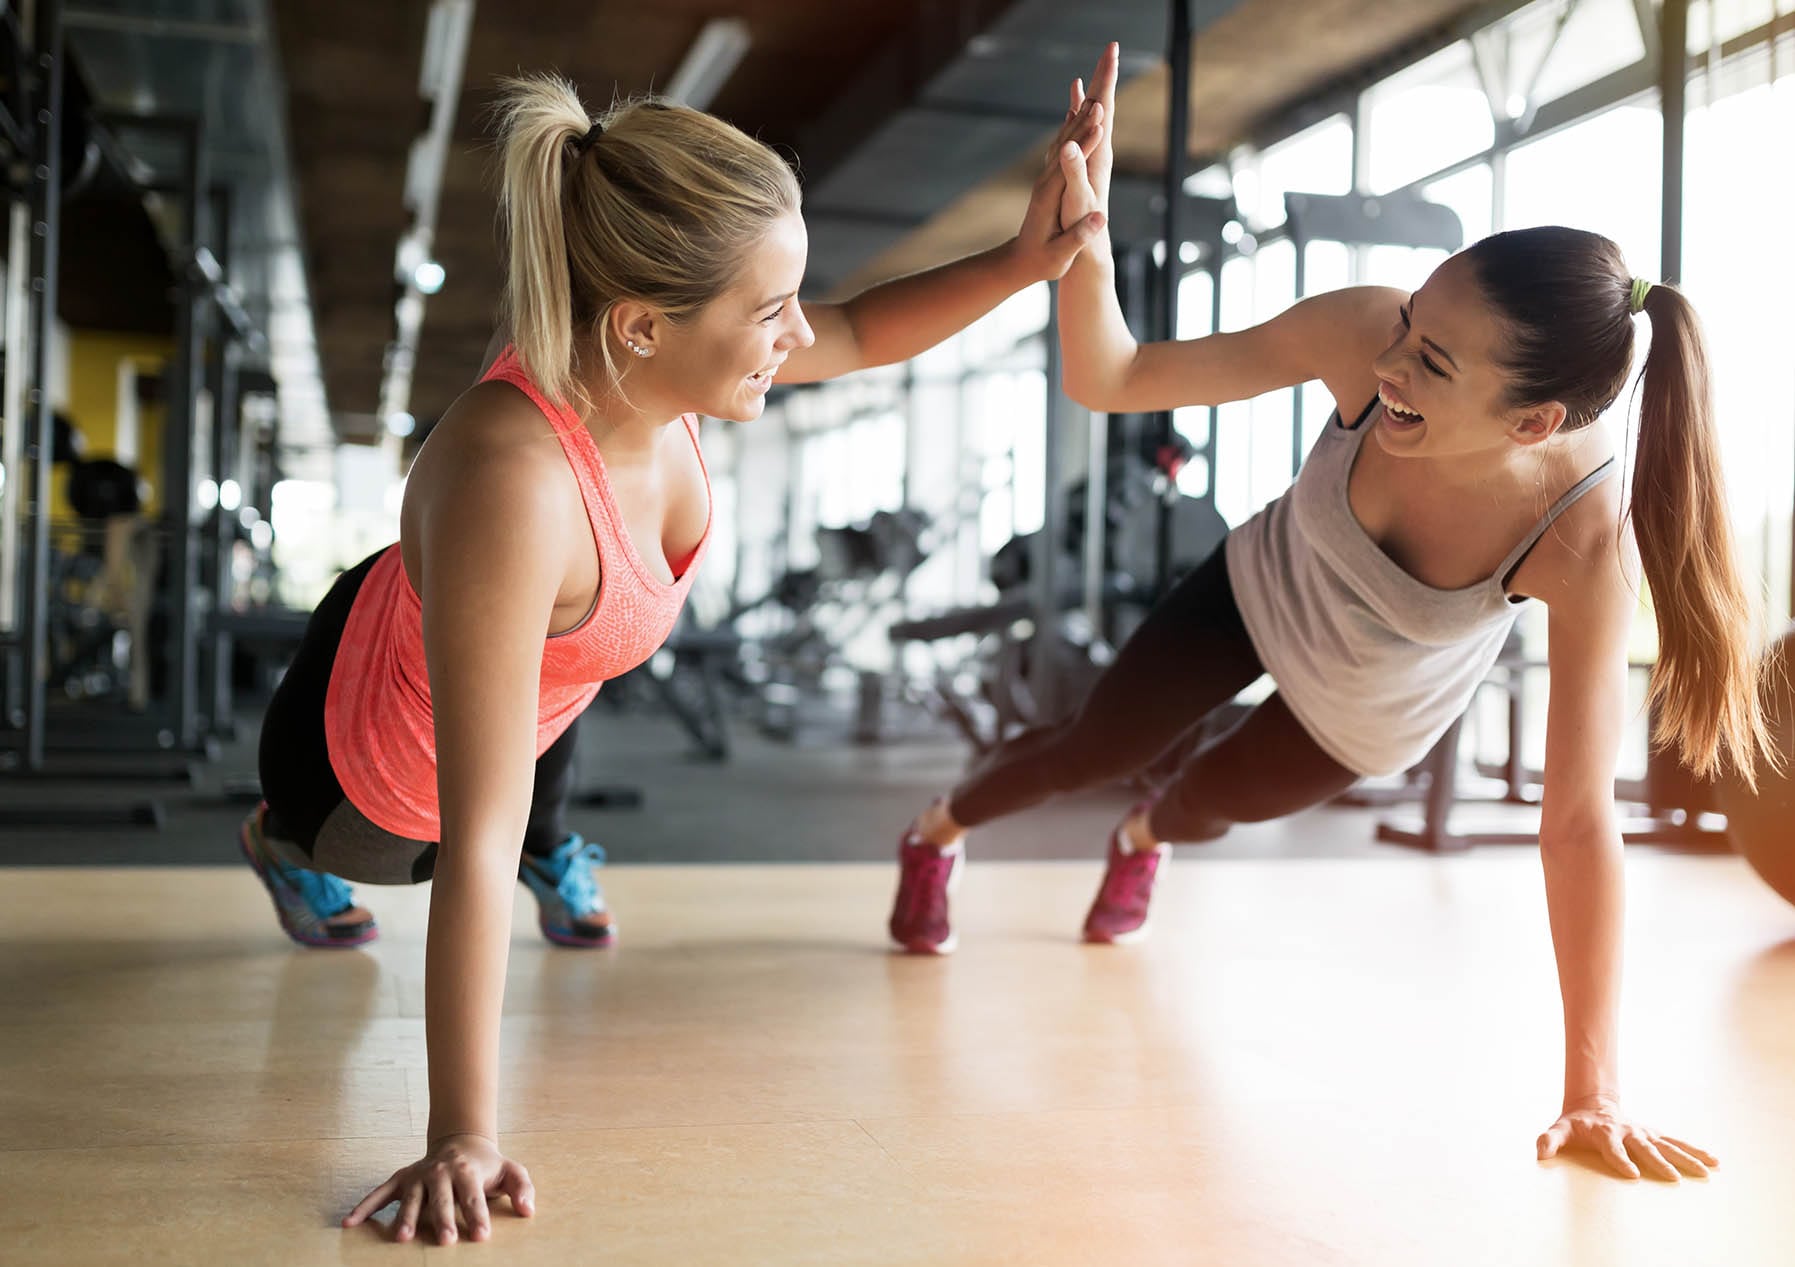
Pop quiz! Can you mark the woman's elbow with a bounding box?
[1061,369,1117,413]
[1538,804,1622,854]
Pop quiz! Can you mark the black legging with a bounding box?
[257,548,580,882]
[948,542,1359,842]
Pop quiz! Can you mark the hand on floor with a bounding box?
[343,1132,535,1244]
[1537,1095,1717,1181]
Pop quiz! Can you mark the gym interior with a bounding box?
[2,1,1792,1263]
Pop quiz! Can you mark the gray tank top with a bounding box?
[1224,399,1616,777]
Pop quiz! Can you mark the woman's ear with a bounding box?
[609,301,660,357]
[1510,399,1568,446]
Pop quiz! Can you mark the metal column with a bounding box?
[159,118,208,751]
[1031,282,1072,721]
[1660,0,1687,284]
[17,0,63,771]
[1155,0,1192,596]
[200,186,239,738]
[1290,238,1307,478]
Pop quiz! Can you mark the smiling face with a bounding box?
[614,210,815,424]
[1368,252,1567,461]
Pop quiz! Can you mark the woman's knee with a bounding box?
[1147,780,1234,843]
[309,800,435,885]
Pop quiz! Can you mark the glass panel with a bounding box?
[1251,239,1296,322]
[1182,163,1234,198]
[1174,268,1215,456]
[964,282,1049,362]
[1362,245,1451,293]
[1684,67,1795,626]
[1503,104,1662,278]
[1176,267,1216,340]
[1421,163,1493,247]
[1364,41,1496,194]
[1689,0,1781,53]
[1503,0,1648,110]
[1256,113,1354,225]
[1303,239,1352,296]
[1212,256,1256,526]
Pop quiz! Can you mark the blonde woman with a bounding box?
[889,44,1771,1183]
[238,79,1107,1242]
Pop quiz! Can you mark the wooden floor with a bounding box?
[3,851,1794,1265]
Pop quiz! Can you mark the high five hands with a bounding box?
[1057,42,1119,244]
[1010,47,1113,281]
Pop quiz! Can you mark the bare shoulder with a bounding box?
[401,381,580,577]
[1509,462,1635,613]
[407,382,570,508]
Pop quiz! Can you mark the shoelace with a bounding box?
[1101,849,1155,914]
[543,836,608,913]
[285,862,356,919]
[899,846,954,925]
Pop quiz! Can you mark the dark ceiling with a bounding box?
[273,0,994,429]
[271,0,1487,432]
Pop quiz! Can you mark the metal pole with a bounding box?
[1033,282,1070,721]
[1,203,30,728]
[1660,0,1686,284]
[1205,260,1221,502]
[1156,0,1192,595]
[1290,234,1307,479]
[163,118,207,749]
[19,0,64,770]
[200,185,239,737]
[1082,400,1107,639]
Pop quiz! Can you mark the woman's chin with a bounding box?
[710,395,765,424]
[724,386,771,423]
[1374,414,1427,453]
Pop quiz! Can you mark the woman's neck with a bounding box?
[1430,421,1608,503]
[572,353,686,461]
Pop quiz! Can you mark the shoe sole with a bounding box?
[539,919,618,949]
[522,863,617,949]
[237,818,379,950]
[1082,919,1153,946]
[890,843,963,955]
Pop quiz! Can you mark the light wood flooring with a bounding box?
[3,851,1793,1265]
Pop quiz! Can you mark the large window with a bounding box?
[1421,164,1494,245]
[1363,42,1495,195]
[1245,113,1355,228]
[1683,39,1795,623]
[1502,104,1663,276]
[1508,0,1648,107]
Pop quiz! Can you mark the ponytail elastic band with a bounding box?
[573,121,604,154]
[1628,277,1653,314]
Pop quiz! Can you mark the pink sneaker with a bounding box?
[1082,819,1170,945]
[889,830,963,954]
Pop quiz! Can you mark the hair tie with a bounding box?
[573,121,603,154]
[1628,277,1653,314]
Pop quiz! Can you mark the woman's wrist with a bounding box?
[1561,1087,1621,1113]
[993,235,1038,287]
[427,1127,499,1151]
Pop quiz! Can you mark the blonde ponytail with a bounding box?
[494,74,589,408]
[492,75,801,410]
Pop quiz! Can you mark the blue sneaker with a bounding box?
[237,804,378,948]
[518,834,615,947]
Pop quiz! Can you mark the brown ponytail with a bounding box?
[1464,227,1779,789]
[1630,284,1779,789]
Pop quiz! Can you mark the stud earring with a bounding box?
[625,339,652,358]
